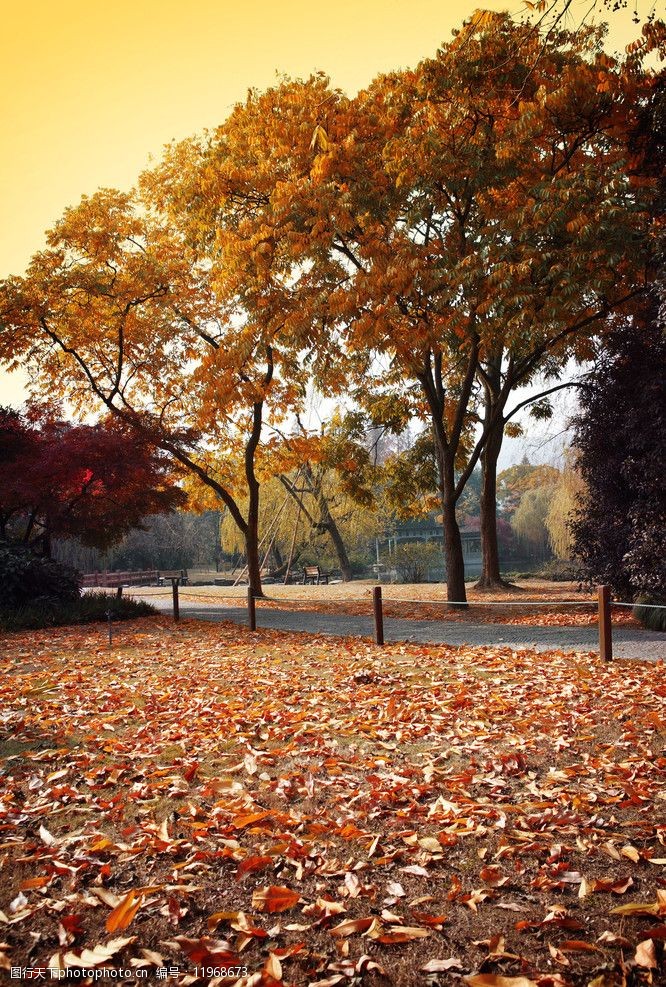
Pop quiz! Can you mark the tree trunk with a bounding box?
[245,474,263,598]
[420,363,472,608]
[323,513,354,581]
[476,417,513,589]
[436,443,468,607]
[475,349,516,590]
[312,481,353,580]
[441,494,467,605]
[244,525,263,599]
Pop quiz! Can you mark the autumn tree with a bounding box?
[0,77,337,596]
[545,456,586,560]
[294,12,658,603]
[272,408,389,581]
[0,408,185,556]
[497,462,561,523]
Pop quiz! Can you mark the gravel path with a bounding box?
[143,598,666,660]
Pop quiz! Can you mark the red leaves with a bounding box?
[236,854,274,879]
[175,937,241,964]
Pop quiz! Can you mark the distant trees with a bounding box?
[0,408,185,556]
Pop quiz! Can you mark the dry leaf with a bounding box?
[63,936,135,966]
[251,886,300,914]
[634,939,657,969]
[105,891,143,933]
[463,976,539,987]
[421,957,463,972]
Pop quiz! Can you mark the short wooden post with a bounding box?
[116,585,123,600]
[171,578,180,622]
[373,585,384,646]
[247,586,256,631]
[598,584,612,661]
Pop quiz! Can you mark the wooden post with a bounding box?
[373,585,384,646]
[247,586,256,631]
[598,584,612,661]
[116,585,123,600]
[171,578,180,623]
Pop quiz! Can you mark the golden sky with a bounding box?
[0,0,640,404]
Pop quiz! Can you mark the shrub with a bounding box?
[536,559,581,582]
[632,597,666,633]
[0,542,81,607]
[393,542,440,583]
[0,592,157,631]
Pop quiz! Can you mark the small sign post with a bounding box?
[373,585,384,646]
[598,584,612,661]
[171,577,180,622]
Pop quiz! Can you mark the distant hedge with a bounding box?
[0,591,156,631]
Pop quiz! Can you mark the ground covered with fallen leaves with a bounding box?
[1,617,665,986]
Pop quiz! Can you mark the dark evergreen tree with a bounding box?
[571,302,665,601]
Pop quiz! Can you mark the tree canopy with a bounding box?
[0,408,185,555]
[0,12,663,597]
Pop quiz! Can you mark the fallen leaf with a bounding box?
[236,855,273,879]
[105,891,143,933]
[421,957,463,972]
[63,936,135,966]
[634,939,657,969]
[331,917,375,937]
[463,976,539,987]
[252,886,301,914]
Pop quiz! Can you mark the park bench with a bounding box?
[302,565,329,585]
[158,569,188,586]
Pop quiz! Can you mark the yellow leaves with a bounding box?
[611,890,666,917]
[310,125,332,153]
[331,916,431,943]
[105,890,144,933]
[620,844,641,864]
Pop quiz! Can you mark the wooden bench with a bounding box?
[158,569,188,586]
[302,565,329,585]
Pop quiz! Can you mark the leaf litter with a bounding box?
[0,616,664,985]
